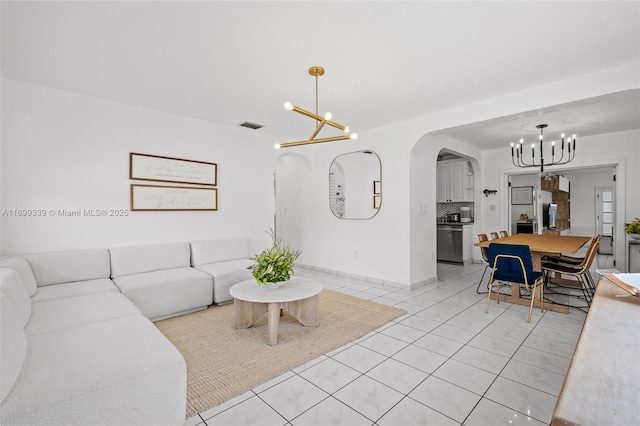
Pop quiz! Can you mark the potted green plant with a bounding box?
[626,218,640,240]
[248,230,301,287]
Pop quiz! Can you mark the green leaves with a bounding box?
[626,218,640,235]
[248,230,301,285]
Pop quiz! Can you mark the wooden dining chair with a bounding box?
[542,234,601,297]
[490,232,500,240]
[499,230,509,238]
[486,243,544,323]
[475,234,490,293]
[543,234,601,267]
[542,236,601,309]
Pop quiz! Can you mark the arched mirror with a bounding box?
[329,150,381,219]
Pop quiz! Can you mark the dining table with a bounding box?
[474,233,591,314]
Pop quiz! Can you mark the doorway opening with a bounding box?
[505,166,617,268]
[435,149,477,265]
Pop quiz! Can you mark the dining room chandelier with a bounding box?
[511,124,576,172]
[275,66,357,149]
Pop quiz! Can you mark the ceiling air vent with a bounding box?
[239,121,264,130]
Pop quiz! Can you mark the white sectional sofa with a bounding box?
[110,242,214,321]
[0,238,256,425]
[24,248,118,302]
[190,238,253,305]
[0,256,187,426]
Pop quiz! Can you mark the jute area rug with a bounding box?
[155,289,406,418]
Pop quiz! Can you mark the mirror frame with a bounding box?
[329,149,382,220]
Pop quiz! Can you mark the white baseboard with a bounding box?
[295,263,410,290]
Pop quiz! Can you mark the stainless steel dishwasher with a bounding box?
[437,224,463,263]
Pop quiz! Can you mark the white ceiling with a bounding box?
[2,1,639,149]
[438,89,640,149]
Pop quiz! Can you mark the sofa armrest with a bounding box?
[0,256,37,297]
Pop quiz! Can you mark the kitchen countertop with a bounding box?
[551,277,640,425]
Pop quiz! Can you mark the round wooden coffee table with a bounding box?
[229,277,323,345]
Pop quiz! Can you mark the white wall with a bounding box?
[565,169,615,237]
[274,128,414,287]
[275,153,311,248]
[1,79,278,254]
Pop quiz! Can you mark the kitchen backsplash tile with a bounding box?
[437,202,474,222]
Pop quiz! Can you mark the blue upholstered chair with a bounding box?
[485,243,544,322]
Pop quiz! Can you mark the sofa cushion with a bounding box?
[113,267,213,321]
[190,238,250,266]
[0,295,28,404]
[23,249,111,287]
[0,316,186,425]
[109,242,191,278]
[25,292,141,337]
[30,278,119,303]
[0,256,37,297]
[0,269,31,327]
[195,259,253,304]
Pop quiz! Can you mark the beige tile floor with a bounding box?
[183,258,608,426]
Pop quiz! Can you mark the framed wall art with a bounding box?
[373,195,381,209]
[511,186,533,205]
[130,184,218,211]
[129,152,217,186]
[373,180,381,195]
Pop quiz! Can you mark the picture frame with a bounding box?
[129,152,217,186]
[130,184,218,211]
[373,180,381,195]
[511,186,533,205]
[373,195,381,209]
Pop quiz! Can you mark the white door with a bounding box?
[595,186,614,255]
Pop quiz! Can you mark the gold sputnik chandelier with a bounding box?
[275,66,357,149]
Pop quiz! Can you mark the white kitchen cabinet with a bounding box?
[436,164,449,202]
[436,160,473,202]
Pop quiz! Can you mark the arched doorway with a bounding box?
[408,133,482,287]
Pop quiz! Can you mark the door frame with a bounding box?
[501,159,625,270]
